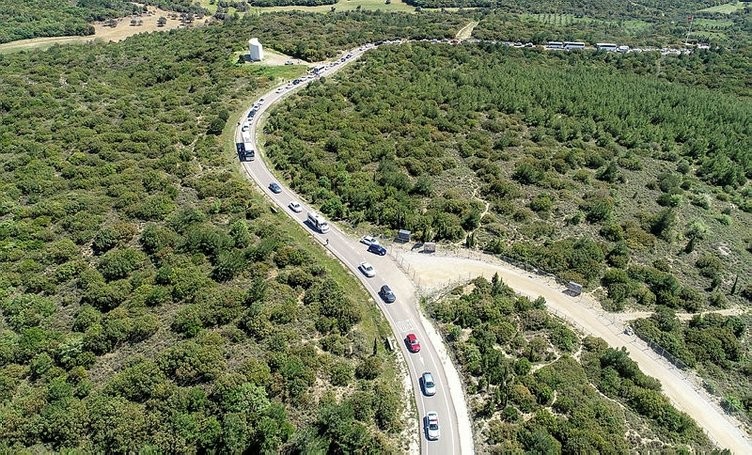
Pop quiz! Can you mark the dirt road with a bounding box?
[390,246,752,453]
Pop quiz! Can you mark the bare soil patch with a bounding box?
[0,6,201,53]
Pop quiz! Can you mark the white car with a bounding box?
[358,262,376,278]
[424,412,440,441]
[288,201,302,213]
[360,235,379,246]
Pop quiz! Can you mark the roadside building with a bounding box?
[248,38,264,61]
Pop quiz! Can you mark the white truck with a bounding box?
[307,212,330,233]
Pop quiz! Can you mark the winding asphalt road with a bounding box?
[235,43,474,454]
[235,40,749,454]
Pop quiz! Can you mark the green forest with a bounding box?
[263,42,751,307]
[237,11,465,61]
[632,309,752,423]
[428,276,715,452]
[0,0,136,43]
[0,12,467,452]
[471,6,752,47]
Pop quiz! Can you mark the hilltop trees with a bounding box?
[264,41,751,303]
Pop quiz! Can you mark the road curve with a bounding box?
[234,39,745,454]
[235,43,474,455]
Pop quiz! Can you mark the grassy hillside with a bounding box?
[0,13,466,452]
[0,0,207,44]
[428,276,713,452]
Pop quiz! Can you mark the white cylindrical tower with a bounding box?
[248,38,264,61]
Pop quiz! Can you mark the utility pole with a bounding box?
[685,15,694,46]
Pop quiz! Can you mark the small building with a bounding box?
[567,281,583,296]
[396,229,411,243]
[248,38,264,61]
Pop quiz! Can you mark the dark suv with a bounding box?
[379,285,396,303]
[368,243,387,256]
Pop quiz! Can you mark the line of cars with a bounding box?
[357,235,393,302]
[404,331,442,441]
[245,53,443,442]
[268,191,443,442]
[360,235,442,443]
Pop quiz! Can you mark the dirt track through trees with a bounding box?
[390,246,752,453]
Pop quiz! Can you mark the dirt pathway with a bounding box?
[388,246,752,453]
[455,21,479,41]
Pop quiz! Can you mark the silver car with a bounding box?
[360,235,378,246]
[421,372,436,396]
[424,412,440,441]
[358,262,376,278]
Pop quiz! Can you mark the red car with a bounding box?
[405,333,421,353]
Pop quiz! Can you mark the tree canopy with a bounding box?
[428,276,712,452]
[0,11,476,452]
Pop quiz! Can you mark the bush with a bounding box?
[98,248,146,281]
[355,356,382,380]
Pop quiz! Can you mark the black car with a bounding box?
[379,285,396,303]
[239,150,255,162]
[368,243,387,256]
[268,182,282,194]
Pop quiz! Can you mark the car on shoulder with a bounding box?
[368,243,387,256]
[421,372,436,396]
[379,285,396,303]
[360,235,379,246]
[405,333,420,353]
[424,412,440,441]
[268,182,282,194]
[288,201,302,213]
[358,262,376,278]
